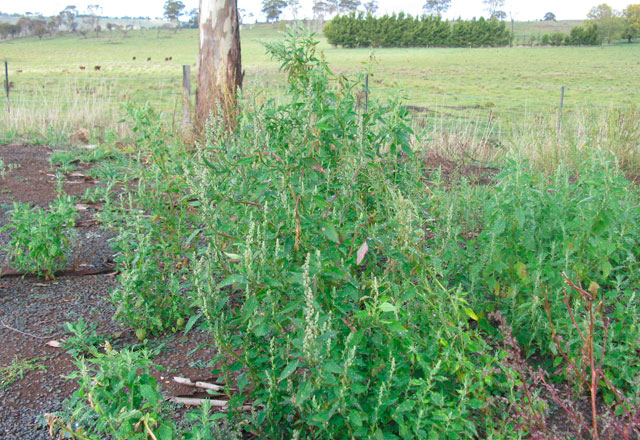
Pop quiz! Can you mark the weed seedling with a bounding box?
[0,356,48,389]
[63,318,105,358]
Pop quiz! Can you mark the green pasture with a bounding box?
[512,19,583,39]
[1,22,639,142]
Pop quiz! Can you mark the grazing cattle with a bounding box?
[17,69,23,73]
[80,66,86,70]
[94,66,101,71]
[169,56,172,61]
[132,56,137,60]
[147,57,151,62]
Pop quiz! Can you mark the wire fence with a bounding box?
[2,62,636,142]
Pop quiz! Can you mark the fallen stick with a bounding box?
[0,266,116,279]
[1,320,51,339]
[76,219,100,227]
[173,376,225,392]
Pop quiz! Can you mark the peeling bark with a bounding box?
[197,0,242,130]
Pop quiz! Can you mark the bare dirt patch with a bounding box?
[422,150,497,185]
[0,144,95,207]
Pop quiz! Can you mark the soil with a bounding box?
[422,150,497,185]
[0,144,220,439]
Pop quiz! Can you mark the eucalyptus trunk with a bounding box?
[197,0,242,129]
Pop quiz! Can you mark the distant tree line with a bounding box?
[0,1,199,41]
[536,3,640,46]
[540,23,601,46]
[587,3,640,43]
[0,15,53,40]
[323,13,512,48]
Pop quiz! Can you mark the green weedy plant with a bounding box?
[108,208,189,337]
[60,345,174,440]
[0,356,47,389]
[0,157,17,178]
[185,27,516,439]
[1,195,78,277]
[181,400,243,440]
[63,318,105,358]
[431,151,640,398]
[100,103,196,336]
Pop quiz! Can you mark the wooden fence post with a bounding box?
[182,64,191,128]
[4,61,10,114]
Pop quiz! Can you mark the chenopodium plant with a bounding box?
[103,104,196,336]
[1,195,78,277]
[445,152,640,394]
[62,345,174,440]
[186,27,515,439]
[107,188,192,337]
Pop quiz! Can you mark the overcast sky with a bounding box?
[0,0,634,22]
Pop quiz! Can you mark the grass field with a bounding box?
[512,19,583,40]
[1,22,639,147]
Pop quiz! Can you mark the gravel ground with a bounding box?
[0,274,121,439]
[1,144,221,439]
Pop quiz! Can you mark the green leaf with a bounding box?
[279,360,299,383]
[156,423,173,440]
[323,361,343,375]
[296,380,313,406]
[316,116,333,131]
[139,384,159,406]
[320,222,340,243]
[217,274,249,289]
[379,302,397,313]
[311,409,333,424]
[237,373,249,393]
[353,310,368,320]
[468,399,485,409]
[228,361,244,372]
[384,320,407,333]
[349,410,363,427]
[464,308,478,321]
[185,229,201,245]
[183,314,201,336]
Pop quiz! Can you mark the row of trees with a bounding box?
[0,2,197,41]
[261,0,507,23]
[0,5,111,40]
[0,15,66,40]
[423,0,507,20]
[261,0,379,23]
[540,23,601,46]
[587,3,640,43]
[323,13,512,48]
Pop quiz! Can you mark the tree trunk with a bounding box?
[197,0,242,130]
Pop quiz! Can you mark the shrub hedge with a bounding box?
[323,12,512,48]
[540,23,601,46]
